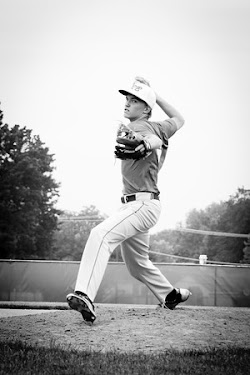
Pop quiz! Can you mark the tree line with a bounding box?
[0,108,60,259]
[150,188,250,264]
[1,107,249,263]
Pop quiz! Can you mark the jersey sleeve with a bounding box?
[149,118,178,148]
[130,119,178,149]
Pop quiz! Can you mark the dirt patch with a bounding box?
[0,305,249,353]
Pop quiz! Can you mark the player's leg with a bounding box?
[67,201,150,321]
[121,232,191,309]
[121,232,173,304]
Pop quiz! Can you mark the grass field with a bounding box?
[0,340,249,375]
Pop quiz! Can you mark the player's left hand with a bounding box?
[114,123,151,160]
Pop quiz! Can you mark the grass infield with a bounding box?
[0,340,249,375]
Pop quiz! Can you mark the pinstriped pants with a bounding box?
[74,198,173,304]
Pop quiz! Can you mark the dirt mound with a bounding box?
[0,305,249,353]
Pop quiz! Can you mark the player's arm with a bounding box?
[135,76,185,130]
[156,93,185,130]
[135,133,162,153]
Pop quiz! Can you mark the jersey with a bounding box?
[121,118,178,195]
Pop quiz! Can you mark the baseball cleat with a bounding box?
[66,292,96,323]
[164,288,192,310]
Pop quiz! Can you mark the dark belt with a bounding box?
[121,192,159,204]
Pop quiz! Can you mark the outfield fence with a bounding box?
[0,260,250,307]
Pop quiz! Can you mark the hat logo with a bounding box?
[131,83,142,91]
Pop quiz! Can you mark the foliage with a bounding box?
[52,188,250,263]
[0,108,60,259]
[0,340,249,375]
[52,206,107,260]
[52,206,124,261]
[200,188,250,263]
[150,188,250,264]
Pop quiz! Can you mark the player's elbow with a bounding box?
[145,134,162,150]
[175,115,185,130]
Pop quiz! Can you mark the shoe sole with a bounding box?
[67,294,96,323]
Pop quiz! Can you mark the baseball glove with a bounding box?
[114,123,151,160]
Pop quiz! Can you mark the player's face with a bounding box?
[123,94,147,121]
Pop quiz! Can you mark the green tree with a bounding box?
[0,108,60,259]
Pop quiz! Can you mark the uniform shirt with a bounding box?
[121,118,178,195]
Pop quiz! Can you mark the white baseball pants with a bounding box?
[75,195,174,304]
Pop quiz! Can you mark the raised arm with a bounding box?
[135,76,185,130]
[155,94,185,130]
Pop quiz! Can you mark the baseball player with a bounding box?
[67,77,191,323]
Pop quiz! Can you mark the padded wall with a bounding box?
[0,260,249,307]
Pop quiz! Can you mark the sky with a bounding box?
[0,0,250,232]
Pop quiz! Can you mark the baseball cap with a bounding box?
[119,80,156,109]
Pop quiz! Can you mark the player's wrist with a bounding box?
[143,139,151,152]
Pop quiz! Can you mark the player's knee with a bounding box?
[125,263,141,280]
[89,224,106,242]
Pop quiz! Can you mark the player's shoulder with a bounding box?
[130,119,155,133]
[130,118,177,139]
[150,118,178,139]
